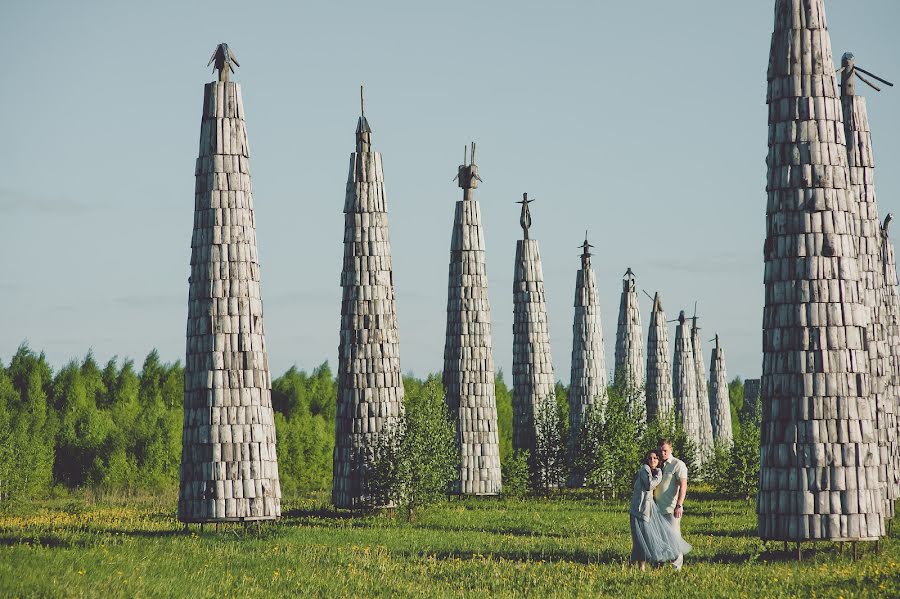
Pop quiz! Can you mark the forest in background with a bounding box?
[0,344,747,503]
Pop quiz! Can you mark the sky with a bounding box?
[1,1,899,384]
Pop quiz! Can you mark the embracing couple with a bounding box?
[629,438,692,571]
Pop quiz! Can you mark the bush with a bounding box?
[530,395,567,491]
[367,379,458,519]
[501,450,530,498]
[703,413,760,500]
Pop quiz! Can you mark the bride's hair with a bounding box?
[642,449,660,466]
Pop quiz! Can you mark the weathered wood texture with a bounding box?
[708,336,734,446]
[512,238,555,454]
[645,293,673,420]
[760,0,885,541]
[882,230,900,501]
[673,313,703,469]
[841,91,898,519]
[443,160,502,495]
[691,324,715,459]
[332,116,405,509]
[614,277,645,416]
[179,81,281,523]
[567,246,608,481]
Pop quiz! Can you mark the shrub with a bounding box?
[367,379,458,519]
[530,395,567,491]
[501,450,530,498]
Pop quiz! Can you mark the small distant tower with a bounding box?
[443,143,502,495]
[614,269,645,417]
[672,311,702,469]
[567,234,607,485]
[740,378,760,424]
[332,88,405,509]
[708,334,733,446]
[179,45,281,523]
[645,292,673,421]
[690,315,714,460]
[511,194,555,456]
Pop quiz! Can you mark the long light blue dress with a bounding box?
[629,465,692,563]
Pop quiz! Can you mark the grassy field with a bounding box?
[0,489,897,597]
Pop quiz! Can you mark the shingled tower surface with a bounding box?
[511,196,555,455]
[840,56,898,519]
[708,335,734,446]
[179,48,281,523]
[691,319,714,459]
[883,218,900,492]
[645,292,674,421]
[443,144,502,495]
[614,271,645,415]
[332,98,405,509]
[672,311,702,468]
[760,0,884,541]
[884,218,900,516]
[568,236,608,453]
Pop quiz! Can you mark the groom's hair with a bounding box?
[657,437,673,449]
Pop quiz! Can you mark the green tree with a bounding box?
[6,345,57,500]
[271,363,335,494]
[728,376,744,439]
[131,351,182,489]
[367,378,458,519]
[530,395,567,491]
[494,371,513,463]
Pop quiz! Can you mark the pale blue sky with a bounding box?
[1,1,898,383]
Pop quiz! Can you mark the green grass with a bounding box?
[0,489,897,597]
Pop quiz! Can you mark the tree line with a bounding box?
[0,343,757,505]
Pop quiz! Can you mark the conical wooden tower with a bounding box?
[741,378,761,424]
[332,91,405,509]
[614,269,645,416]
[708,334,733,446]
[645,292,674,421]
[179,45,281,523]
[760,0,884,542]
[568,235,607,484]
[840,53,898,520]
[511,195,555,455]
[691,318,714,459]
[673,311,702,468]
[443,143,502,495]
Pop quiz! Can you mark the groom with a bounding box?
[654,438,688,569]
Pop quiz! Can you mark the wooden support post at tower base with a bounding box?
[839,542,844,556]
[783,541,788,553]
[852,542,858,561]
[796,542,802,562]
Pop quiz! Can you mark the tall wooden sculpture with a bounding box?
[708,334,733,446]
[645,292,673,421]
[179,45,281,523]
[332,89,405,508]
[511,195,555,455]
[759,1,885,543]
[443,144,502,495]
[568,235,607,484]
[614,269,645,416]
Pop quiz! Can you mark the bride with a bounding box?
[629,449,692,570]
